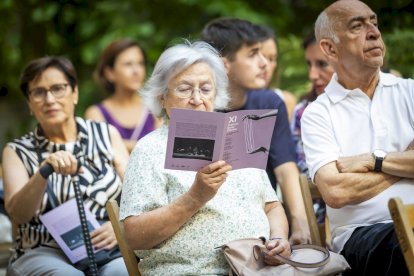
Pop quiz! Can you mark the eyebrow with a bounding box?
[249,46,260,55]
[177,78,213,85]
[347,13,377,26]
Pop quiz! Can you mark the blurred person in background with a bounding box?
[258,25,297,122]
[85,39,161,152]
[202,18,310,245]
[291,31,335,175]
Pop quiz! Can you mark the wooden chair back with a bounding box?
[298,174,330,247]
[106,200,141,276]
[388,197,414,276]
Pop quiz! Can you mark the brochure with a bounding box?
[165,108,277,171]
[39,198,101,264]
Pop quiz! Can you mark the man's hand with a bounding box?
[289,229,311,245]
[289,219,311,245]
[264,238,291,266]
[337,153,373,173]
[90,221,118,250]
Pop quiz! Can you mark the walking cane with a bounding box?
[40,162,99,275]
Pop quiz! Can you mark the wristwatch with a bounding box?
[372,149,387,172]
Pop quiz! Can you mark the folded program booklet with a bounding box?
[40,198,101,263]
[165,108,277,171]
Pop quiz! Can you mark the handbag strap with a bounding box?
[254,244,330,268]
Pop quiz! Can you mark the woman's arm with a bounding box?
[124,161,232,250]
[265,201,289,241]
[263,201,291,265]
[108,125,129,181]
[2,146,78,224]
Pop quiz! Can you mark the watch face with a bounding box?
[374,149,387,158]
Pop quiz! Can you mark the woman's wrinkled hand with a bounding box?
[90,221,118,250]
[264,238,292,266]
[42,150,81,176]
[188,160,232,204]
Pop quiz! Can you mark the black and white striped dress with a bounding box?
[7,117,123,259]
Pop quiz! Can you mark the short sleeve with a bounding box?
[268,98,297,169]
[119,135,168,220]
[301,100,339,181]
[260,170,279,203]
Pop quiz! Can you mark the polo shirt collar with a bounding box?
[325,72,399,103]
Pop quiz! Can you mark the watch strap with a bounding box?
[374,157,383,172]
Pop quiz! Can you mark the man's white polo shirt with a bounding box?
[301,72,414,252]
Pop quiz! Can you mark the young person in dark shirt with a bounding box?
[202,18,310,245]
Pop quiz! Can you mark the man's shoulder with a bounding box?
[303,94,330,115]
[245,89,284,109]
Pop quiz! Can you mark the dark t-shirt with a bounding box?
[217,89,297,189]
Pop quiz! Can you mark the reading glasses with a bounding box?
[29,83,69,102]
[169,85,215,99]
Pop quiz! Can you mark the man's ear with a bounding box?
[222,57,230,73]
[320,39,337,60]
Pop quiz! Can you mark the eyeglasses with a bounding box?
[29,83,69,102]
[169,84,215,99]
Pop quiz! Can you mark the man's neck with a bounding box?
[337,68,380,99]
[226,86,248,111]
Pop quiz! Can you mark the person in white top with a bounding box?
[301,1,414,276]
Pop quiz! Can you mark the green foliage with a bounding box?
[383,30,414,78]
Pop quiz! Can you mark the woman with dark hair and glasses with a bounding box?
[291,32,335,175]
[85,39,162,152]
[2,56,129,275]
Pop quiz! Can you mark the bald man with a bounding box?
[301,1,414,275]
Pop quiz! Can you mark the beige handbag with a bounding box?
[219,237,350,276]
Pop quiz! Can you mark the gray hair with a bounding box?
[315,11,339,44]
[140,40,229,119]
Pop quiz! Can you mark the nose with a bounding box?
[308,65,319,81]
[45,90,56,103]
[189,89,203,105]
[367,23,381,40]
[258,53,268,68]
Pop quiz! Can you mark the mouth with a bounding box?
[366,46,383,53]
[257,71,267,79]
[314,85,326,93]
[45,109,60,114]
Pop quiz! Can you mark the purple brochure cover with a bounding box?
[165,108,277,171]
[39,198,101,263]
[222,109,277,169]
[165,108,225,171]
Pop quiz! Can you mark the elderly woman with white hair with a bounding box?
[119,41,291,275]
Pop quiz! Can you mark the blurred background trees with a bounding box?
[1,0,413,156]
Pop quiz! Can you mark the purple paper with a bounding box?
[39,198,101,263]
[165,108,277,171]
